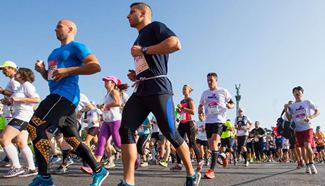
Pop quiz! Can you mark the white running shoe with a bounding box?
[310,163,318,174]
[305,164,311,174]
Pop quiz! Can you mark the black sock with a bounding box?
[210,151,218,170]
[242,151,247,163]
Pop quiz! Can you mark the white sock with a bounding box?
[4,144,21,168]
[21,146,36,170]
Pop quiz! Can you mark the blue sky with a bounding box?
[1,1,324,130]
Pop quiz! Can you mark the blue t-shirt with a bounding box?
[47,41,92,106]
[133,21,176,96]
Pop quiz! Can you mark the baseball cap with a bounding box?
[0,61,17,69]
[102,76,121,85]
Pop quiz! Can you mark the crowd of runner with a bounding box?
[0,2,322,186]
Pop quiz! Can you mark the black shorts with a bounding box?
[317,146,325,152]
[196,139,208,147]
[205,123,224,139]
[31,94,77,136]
[221,137,234,148]
[8,118,28,131]
[87,127,99,136]
[237,135,248,149]
[120,94,184,148]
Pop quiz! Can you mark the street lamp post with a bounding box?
[235,84,241,116]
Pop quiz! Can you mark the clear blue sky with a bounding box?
[1,1,324,130]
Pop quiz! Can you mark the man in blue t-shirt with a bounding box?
[27,19,108,186]
[118,3,201,186]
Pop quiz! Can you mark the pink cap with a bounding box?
[102,76,121,85]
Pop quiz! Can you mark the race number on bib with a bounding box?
[48,60,58,80]
[134,55,149,75]
[208,105,219,115]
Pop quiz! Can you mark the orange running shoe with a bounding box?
[204,169,215,179]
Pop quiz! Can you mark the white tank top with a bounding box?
[102,93,121,122]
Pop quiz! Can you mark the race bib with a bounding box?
[134,55,149,75]
[48,60,58,80]
[103,110,113,122]
[179,112,187,121]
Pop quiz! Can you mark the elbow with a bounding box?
[94,64,101,73]
[175,39,181,51]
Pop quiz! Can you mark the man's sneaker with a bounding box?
[196,160,204,172]
[305,164,311,174]
[53,165,68,174]
[89,168,109,186]
[0,160,11,167]
[310,163,318,174]
[204,169,215,179]
[50,156,61,165]
[3,167,25,178]
[148,159,158,165]
[65,157,74,167]
[159,160,168,168]
[140,162,149,167]
[80,166,93,175]
[104,161,116,169]
[185,171,201,186]
[117,179,134,186]
[170,164,182,171]
[245,161,249,167]
[19,168,38,177]
[28,175,54,186]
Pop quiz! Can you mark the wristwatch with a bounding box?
[141,47,148,55]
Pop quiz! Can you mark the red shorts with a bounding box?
[295,128,313,148]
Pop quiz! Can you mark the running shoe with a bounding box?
[185,171,201,186]
[65,157,74,166]
[117,179,134,186]
[204,169,215,179]
[305,164,311,174]
[3,167,25,178]
[0,159,11,167]
[104,161,116,169]
[53,165,68,175]
[222,157,228,168]
[148,159,158,165]
[310,163,318,174]
[80,166,93,175]
[170,164,182,171]
[245,161,249,167]
[28,175,54,186]
[140,162,149,167]
[19,168,38,177]
[159,160,168,168]
[49,156,61,165]
[89,168,109,186]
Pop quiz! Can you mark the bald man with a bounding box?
[27,19,108,186]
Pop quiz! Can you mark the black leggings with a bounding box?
[27,94,101,176]
[119,94,184,148]
[176,121,201,163]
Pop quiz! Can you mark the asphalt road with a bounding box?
[0,154,324,186]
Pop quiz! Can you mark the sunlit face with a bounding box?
[127,7,142,28]
[207,75,217,89]
[182,86,191,96]
[104,80,116,91]
[239,111,244,117]
[55,21,70,41]
[2,66,15,78]
[293,89,303,101]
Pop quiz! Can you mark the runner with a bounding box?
[315,126,325,163]
[195,113,209,166]
[119,3,200,186]
[0,61,20,167]
[234,108,252,167]
[27,19,108,186]
[172,85,202,171]
[0,68,39,177]
[284,86,320,174]
[220,119,235,167]
[198,72,235,179]
[251,121,265,163]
